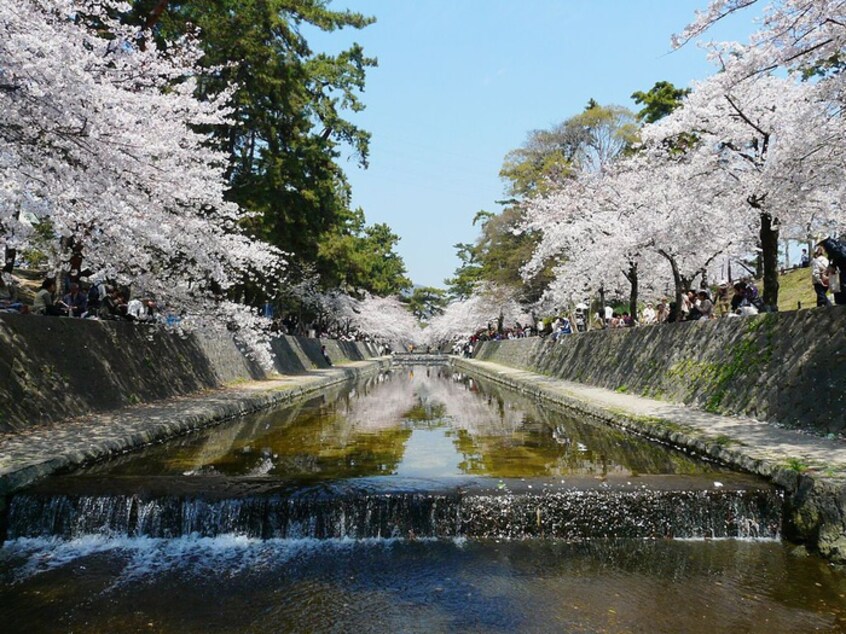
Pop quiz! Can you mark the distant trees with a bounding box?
[443,100,639,320]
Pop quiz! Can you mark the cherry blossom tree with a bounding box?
[677,0,846,97]
[333,293,423,350]
[523,152,743,321]
[425,283,533,346]
[0,0,285,361]
[642,74,844,307]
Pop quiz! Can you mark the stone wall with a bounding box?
[0,314,379,432]
[474,308,846,434]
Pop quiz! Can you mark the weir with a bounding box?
[2,365,783,544]
[6,475,782,541]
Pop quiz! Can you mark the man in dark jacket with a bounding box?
[819,238,846,306]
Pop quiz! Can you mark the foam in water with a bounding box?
[1,534,432,586]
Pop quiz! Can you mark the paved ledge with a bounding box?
[453,356,846,564]
[0,359,388,501]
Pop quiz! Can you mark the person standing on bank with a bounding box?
[819,238,846,306]
[811,245,831,307]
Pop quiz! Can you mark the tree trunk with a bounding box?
[145,0,170,30]
[624,262,638,321]
[658,250,684,322]
[3,248,15,274]
[760,211,780,309]
[598,285,606,327]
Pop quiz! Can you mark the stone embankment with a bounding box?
[474,308,846,435]
[458,309,846,562]
[0,313,379,432]
[0,361,387,504]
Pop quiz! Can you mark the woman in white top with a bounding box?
[811,246,830,307]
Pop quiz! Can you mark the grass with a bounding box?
[754,267,817,312]
[713,434,736,447]
[784,457,810,473]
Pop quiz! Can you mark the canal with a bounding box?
[1,366,844,632]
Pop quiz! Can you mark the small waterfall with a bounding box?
[5,486,782,541]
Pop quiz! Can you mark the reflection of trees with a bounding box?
[445,373,722,478]
[78,367,723,482]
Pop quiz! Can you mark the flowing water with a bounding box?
[1,366,845,632]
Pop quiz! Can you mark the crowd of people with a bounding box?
[447,238,846,355]
[0,273,163,323]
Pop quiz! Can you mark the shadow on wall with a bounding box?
[474,308,846,434]
[0,315,379,433]
[0,314,263,432]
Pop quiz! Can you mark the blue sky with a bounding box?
[308,1,761,288]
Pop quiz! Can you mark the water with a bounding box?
[2,366,844,632]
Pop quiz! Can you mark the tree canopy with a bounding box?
[128,0,408,296]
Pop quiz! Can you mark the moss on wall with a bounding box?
[475,308,846,433]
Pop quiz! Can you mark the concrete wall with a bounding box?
[474,308,846,434]
[0,314,379,432]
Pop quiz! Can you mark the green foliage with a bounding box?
[631,81,690,123]
[127,0,401,295]
[444,241,483,300]
[454,101,637,304]
[404,286,448,321]
[444,209,553,304]
[18,219,56,269]
[317,208,411,296]
[785,457,810,473]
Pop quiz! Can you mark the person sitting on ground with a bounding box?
[680,291,694,320]
[621,312,635,327]
[85,277,106,314]
[98,286,124,319]
[0,274,24,312]
[126,297,148,321]
[640,301,656,325]
[686,290,705,320]
[731,282,746,312]
[811,245,831,307]
[62,282,88,318]
[743,280,764,311]
[697,290,714,320]
[32,278,67,316]
[552,316,572,341]
[714,283,731,317]
[656,299,669,323]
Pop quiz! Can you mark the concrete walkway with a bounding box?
[0,359,386,499]
[453,357,846,562]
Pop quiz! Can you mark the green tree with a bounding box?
[453,101,635,305]
[128,0,376,278]
[317,208,411,296]
[444,241,483,300]
[631,81,690,123]
[404,286,448,321]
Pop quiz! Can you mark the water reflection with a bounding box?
[73,367,727,483]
